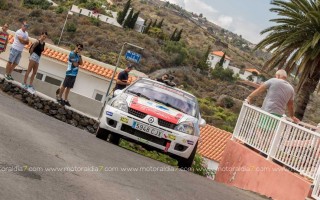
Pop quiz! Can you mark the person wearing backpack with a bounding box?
[22,32,48,93]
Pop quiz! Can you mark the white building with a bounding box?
[207,51,231,69]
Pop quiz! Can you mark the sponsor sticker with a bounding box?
[168,134,176,140]
[187,140,194,145]
[182,139,187,143]
[120,117,129,124]
[106,111,113,116]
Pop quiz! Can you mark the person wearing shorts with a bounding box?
[5,21,29,81]
[0,23,9,54]
[22,32,48,93]
[57,43,83,107]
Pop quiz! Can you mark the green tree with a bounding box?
[128,11,140,29]
[218,52,225,67]
[152,19,157,27]
[175,29,183,41]
[143,20,152,34]
[157,18,164,28]
[254,0,320,119]
[197,45,211,71]
[117,0,131,25]
[170,28,177,41]
[123,8,133,28]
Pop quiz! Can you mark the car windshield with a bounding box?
[126,79,198,117]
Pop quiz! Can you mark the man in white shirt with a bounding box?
[5,21,29,81]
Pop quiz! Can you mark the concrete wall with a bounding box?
[203,157,219,180]
[215,140,312,200]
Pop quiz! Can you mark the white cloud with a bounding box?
[165,0,264,43]
[214,15,233,29]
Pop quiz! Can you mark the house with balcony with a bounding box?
[215,101,320,200]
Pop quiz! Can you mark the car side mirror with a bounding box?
[199,118,206,127]
[114,89,122,97]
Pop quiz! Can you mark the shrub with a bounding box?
[66,23,77,32]
[90,17,100,26]
[55,6,65,14]
[191,153,215,178]
[23,0,52,10]
[29,9,42,17]
[0,0,8,10]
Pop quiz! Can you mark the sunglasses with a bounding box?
[24,24,29,28]
[77,47,83,50]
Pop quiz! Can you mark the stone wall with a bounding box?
[0,79,99,134]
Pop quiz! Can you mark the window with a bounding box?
[93,90,105,102]
[35,71,63,86]
[36,73,43,80]
[45,76,62,86]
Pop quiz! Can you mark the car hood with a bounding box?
[125,95,197,125]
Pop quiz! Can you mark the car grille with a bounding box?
[128,108,147,119]
[121,124,170,146]
[158,119,176,130]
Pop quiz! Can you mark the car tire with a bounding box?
[96,127,109,141]
[177,142,198,169]
[108,132,121,145]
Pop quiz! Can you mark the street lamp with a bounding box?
[58,11,73,45]
[98,42,144,119]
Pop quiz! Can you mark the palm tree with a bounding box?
[255,0,320,120]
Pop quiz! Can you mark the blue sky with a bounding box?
[166,0,277,44]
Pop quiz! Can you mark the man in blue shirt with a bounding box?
[57,43,83,106]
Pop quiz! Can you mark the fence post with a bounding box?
[232,101,248,140]
[267,115,286,160]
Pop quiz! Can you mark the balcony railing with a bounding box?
[232,102,320,199]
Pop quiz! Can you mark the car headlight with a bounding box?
[111,98,128,112]
[174,121,195,135]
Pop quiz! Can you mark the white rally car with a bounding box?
[96,78,206,168]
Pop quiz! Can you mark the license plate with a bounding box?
[132,121,163,138]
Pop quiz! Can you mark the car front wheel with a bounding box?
[96,127,109,141]
[176,142,198,169]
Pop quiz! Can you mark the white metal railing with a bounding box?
[232,102,320,199]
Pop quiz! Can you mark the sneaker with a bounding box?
[57,98,65,106]
[4,74,11,80]
[22,83,28,90]
[8,75,14,81]
[64,100,71,107]
[27,85,36,94]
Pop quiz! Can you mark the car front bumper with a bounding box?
[100,106,199,159]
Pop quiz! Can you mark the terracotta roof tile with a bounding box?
[211,51,231,60]
[198,124,232,162]
[7,34,136,83]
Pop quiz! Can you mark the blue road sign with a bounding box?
[125,50,141,63]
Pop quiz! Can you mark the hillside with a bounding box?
[0,0,269,131]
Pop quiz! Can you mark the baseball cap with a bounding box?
[127,64,134,69]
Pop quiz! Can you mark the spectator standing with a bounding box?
[5,21,29,81]
[114,64,133,91]
[0,23,9,54]
[22,32,48,93]
[57,43,83,106]
[247,69,300,123]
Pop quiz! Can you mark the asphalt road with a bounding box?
[0,91,267,200]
